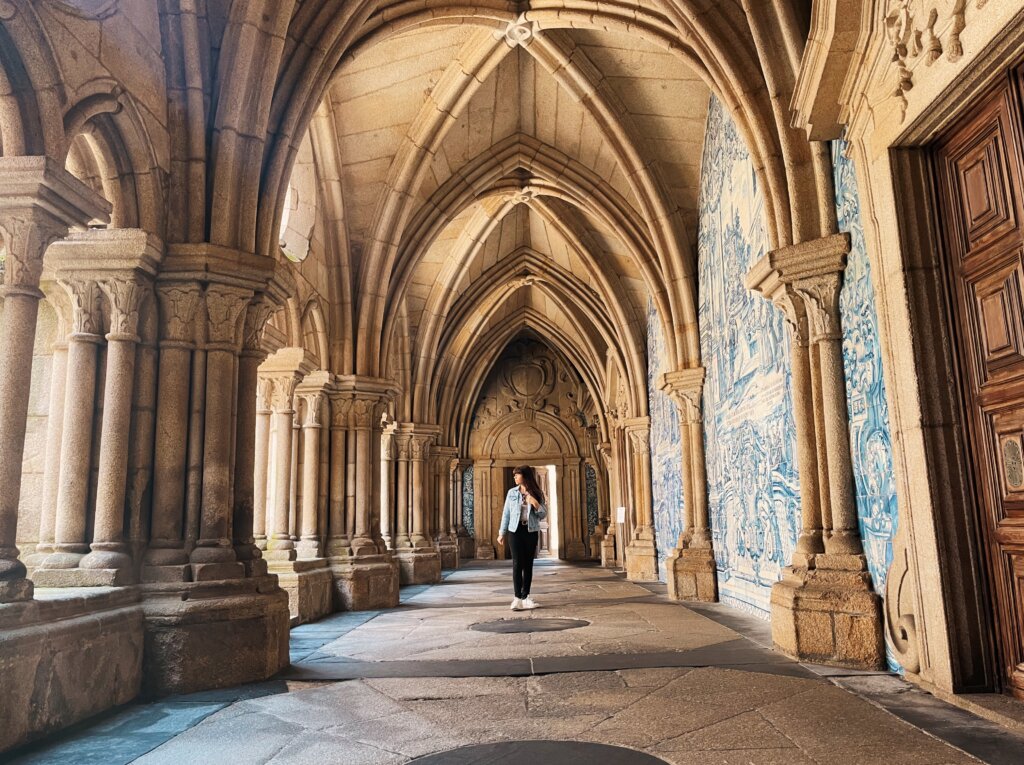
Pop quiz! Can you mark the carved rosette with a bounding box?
[204,286,250,350]
[156,283,201,344]
[494,12,537,47]
[100,277,147,340]
[794,274,843,343]
[60,278,103,335]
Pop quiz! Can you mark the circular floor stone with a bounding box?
[470,617,590,633]
[413,741,668,764]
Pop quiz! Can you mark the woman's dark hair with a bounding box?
[513,466,546,506]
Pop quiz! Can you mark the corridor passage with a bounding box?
[11,562,1024,765]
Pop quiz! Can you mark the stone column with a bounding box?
[297,390,325,558]
[432,447,459,569]
[327,376,399,610]
[0,160,107,599]
[659,369,717,602]
[253,376,273,550]
[79,277,148,581]
[234,297,273,574]
[564,458,588,560]
[623,419,658,581]
[39,279,103,575]
[380,429,395,549]
[394,429,442,584]
[747,234,883,669]
[393,433,412,549]
[409,434,430,548]
[190,285,250,578]
[326,395,350,557]
[474,460,495,559]
[266,374,298,561]
[26,288,70,570]
[144,284,200,579]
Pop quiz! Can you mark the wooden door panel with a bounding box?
[967,253,1024,383]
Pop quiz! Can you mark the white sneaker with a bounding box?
[521,597,538,610]
[510,598,523,611]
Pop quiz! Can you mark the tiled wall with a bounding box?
[647,298,685,580]
[585,463,599,539]
[697,96,801,617]
[462,464,475,537]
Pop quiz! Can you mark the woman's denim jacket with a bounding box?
[498,487,548,535]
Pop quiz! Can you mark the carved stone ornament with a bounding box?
[256,377,274,413]
[242,296,276,352]
[157,284,200,343]
[884,0,981,119]
[330,397,352,428]
[0,215,65,290]
[204,286,250,347]
[772,289,811,347]
[381,432,396,460]
[270,376,297,412]
[351,397,377,429]
[61,278,103,335]
[100,277,147,338]
[395,434,411,461]
[494,13,537,48]
[628,428,651,455]
[794,274,843,342]
[410,435,431,461]
[300,393,324,428]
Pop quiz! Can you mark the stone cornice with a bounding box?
[160,242,275,292]
[46,228,162,278]
[0,155,110,228]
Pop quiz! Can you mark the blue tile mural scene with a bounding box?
[833,140,900,668]
[697,96,801,617]
[585,464,600,539]
[646,298,685,580]
[462,464,474,537]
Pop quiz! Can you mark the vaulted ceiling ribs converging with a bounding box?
[294,17,715,436]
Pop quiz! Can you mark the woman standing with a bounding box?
[497,466,548,611]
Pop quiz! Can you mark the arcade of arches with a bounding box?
[4,0,1024,759]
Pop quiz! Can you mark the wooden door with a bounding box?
[934,70,1024,697]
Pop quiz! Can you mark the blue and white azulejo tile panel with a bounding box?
[647,298,685,580]
[698,96,801,617]
[585,463,600,539]
[833,140,900,669]
[462,464,475,537]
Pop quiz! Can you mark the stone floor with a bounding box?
[10,560,1024,764]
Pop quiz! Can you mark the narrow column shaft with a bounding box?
[46,311,102,569]
[298,396,322,557]
[380,434,394,548]
[233,342,266,565]
[288,414,300,539]
[352,424,373,552]
[326,409,348,556]
[81,332,138,572]
[688,411,711,546]
[410,443,427,546]
[0,285,44,590]
[269,408,295,550]
[677,412,695,546]
[790,335,824,559]
[818,337,862,555]
[253,383,272,548]
[34,341,68,560]
[809,343,832,536]
[395,442,411,548]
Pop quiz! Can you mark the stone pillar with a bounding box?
[564,458,588,560]
[380,428,395,549]
[326,394,350,558]
[253,376,272,550]
[189,285,250,579]
[393,433,412,549]
[39,279,103,575]
[144,283,200,579]
[327,377,399,610]
[266,374,298,561]
[394,428,441,584]
[78,277,147,581]
[623,419,658,581]
[659,369,718,602]
[25,288,70,571]
[433,447,459,569]
[233,298,273,574]
[296,386,326,558]
[747,234,883,670]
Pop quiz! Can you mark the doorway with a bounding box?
[499,464,560,559]
[932,64,1024,697]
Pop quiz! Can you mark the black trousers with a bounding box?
[508,522,539,599]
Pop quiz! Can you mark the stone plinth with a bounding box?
[437,539,459,570]
[140,576,289,697]
[770,559,884,670]
[665,546,718,602]
[625,536,659,582]
[565,540,589,560]
[329,554,399,611]
[475,543,495,560]
[268,558,333,626]
[600,534,617,568]
[396,548,442,584]
[0,588,143,752]
[32,566,135,588]
[457,535,476,559]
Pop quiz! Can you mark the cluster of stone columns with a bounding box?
[746,233,884,669]
[621,418,658,581]
[659,367,718,602]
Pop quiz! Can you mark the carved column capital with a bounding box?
[204,285,251,350]
[43,283,73,343]
[299,392,324,428]
[658,368,705,423]
[99,277,147,340]
[156,283,201,344]
[627,426,651,455]
[60,278,103,335]
[394,433,412,461]
[256,376,274,414]
[270,375,298,412]
[381,431,396,460]
[410,434,431,462]
[794,273,844,342]
[329,396,352,429]
[242,294,275,353]
[0,215,64,292]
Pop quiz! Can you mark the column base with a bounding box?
[665,546,718,602]
[457,535,476,559]
[625,537,659,582]
[328,554,399,611]
[0,577,34,602]
[600,534,617,568]
[33,566,135,587]
[267,558,333,626]
[395,548,441,585]
[588,533,604,561]
[139,575,289,697]
[0,588,143,753]
[770,558,885,670]
[141,564,193,583]
[475,542,495,560]
[436,537,459,569]
[565,539,589,561]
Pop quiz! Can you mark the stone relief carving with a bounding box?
[157,284,200,343]
[243,297,276,352]
[204,287,249,346]
[61,278,103,335]
[300,393,323,428]
[270,376,297,412]
[0,216,65,289]
[884,0,982,119]
[494,13,537,48]
[100,277,147,338]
